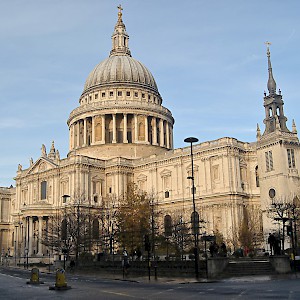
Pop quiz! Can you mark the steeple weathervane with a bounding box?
[265,41,277,95]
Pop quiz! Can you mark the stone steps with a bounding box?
[223,258,276,277]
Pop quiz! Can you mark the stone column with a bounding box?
[166,122,170,149]
[76,122,80,148]
[102,115,106,143]
[145,115,149,144]
[28,217,33,256]
[69,126,72,150]
[123,114,128,143]
[170,126,173,149]
[153,117,158,145]
[160,119,164,146]
[91,117,95,144]
[134,115,138,142]
[73,124,76,149]
[112,114,117,143]
[83,118,87,146]
[37,217,43,255]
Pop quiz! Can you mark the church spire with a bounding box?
[266,42,277,95]
[110,5,131,57]
[262,43,290,136]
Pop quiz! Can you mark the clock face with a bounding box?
[269,188,276,199]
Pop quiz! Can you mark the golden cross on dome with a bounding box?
[117,4,123,12]
[117,4,123,20]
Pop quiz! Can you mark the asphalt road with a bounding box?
[0,267,300,299]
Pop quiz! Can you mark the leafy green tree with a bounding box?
[116,183,152,255]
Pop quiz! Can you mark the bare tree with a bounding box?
[41,193,100,262]
[239,205,263,252]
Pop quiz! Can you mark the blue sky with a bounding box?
[1,0,300,187]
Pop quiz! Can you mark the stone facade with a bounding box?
[1,7,300,260]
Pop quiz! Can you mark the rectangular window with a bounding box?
[101,92,105,98]
[134,92,138,97]
[142,93,145,98]
[287,149,296,168]
[95,94,98,99]
[117,91,122,97]
[269,151,273,170]
[126,91,130,97]
[41,181,47,200]
[265,151,274,172]
[109,91,113,97]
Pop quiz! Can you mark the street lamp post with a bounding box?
[184,136,199,280]
[24,248,28,269]
[62,195,70,269]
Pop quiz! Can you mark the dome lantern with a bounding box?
[110,4,131,57]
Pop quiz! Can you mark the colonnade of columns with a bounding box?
[69,113,173,150]
[20,216,48,257]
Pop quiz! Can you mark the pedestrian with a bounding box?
[268,233,276,255]
[220,242,227,257]
[69,260,75,272]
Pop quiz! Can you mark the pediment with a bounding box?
[160,169,171,177]
[186,164,199,172]
[27,157,58,175]
[137,174,147,181]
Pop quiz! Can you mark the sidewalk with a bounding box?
[5,265,300,285]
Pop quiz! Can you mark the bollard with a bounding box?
[27,267,44,284]
[49,269,71,290]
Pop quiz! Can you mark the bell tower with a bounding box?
[262,42,290,136]
[257,43,300,240]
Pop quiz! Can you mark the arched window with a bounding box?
[164,215,172,237]
[276,107,280,116]
[92,219,99,240]
[191,211,199,235]
[269,107,272,117]
[255,166,259,187]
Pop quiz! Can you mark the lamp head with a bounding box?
[184,137,199,144]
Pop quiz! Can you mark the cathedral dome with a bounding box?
[68,6,174,160]
[83,55,158,94]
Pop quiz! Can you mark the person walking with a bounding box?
[268,233,276,255]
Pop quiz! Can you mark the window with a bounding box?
[148,95,151,100]
[101,92,105,98]
[117,91,122,97]
[109,91,113,97]
[126,91,130,97]
[41,181,47,200]
[134,92,138,97]
[255,166,259,187]
[89,96,92,101]
[142,93,145,98]
[164,215,172,237]
[92,219,99,239]
[165,191,170,198]
[265,151,273,172]
[287,149,296,168]
[95,93,98,99]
